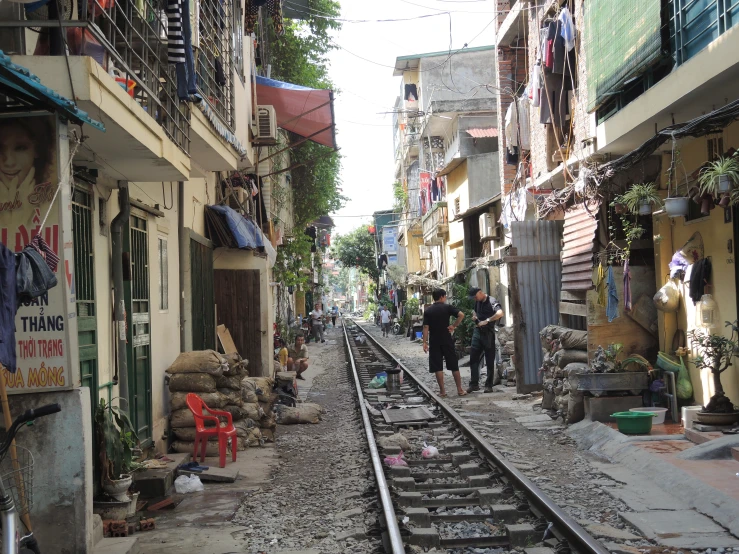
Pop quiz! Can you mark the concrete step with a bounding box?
[91,536,140,554]
[92,514,104,546]
[133,452,189,499]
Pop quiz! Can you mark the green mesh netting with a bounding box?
[584,0,664,112]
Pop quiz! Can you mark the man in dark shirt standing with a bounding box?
[467,287,504,393]
[423,288,467,397]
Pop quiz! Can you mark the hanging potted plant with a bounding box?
[664,172,690,218]
[95,399,140,501]
[621,182,663,215]
[699,153,739,207]
[610,194,627,214]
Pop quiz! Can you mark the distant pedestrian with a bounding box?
[310,303,325,343]
[331,305,339,327]
[380,305,392,337]
[422,288,467,397]
[466,287,504,393]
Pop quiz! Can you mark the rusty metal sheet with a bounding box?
[561,202,599,292]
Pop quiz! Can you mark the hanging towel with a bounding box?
[689,257,712,305]
[559,7,576,51]
[606,265,619,322]
[623,259,632,312]
[593,263,606,307]
[166,0,186,64]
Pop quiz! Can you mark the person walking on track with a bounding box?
[310,303,325,343]
[422,288,467,397]
[380,305,392,337]
[466,287,504,393]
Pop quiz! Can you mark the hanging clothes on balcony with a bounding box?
[559,7,576,52]
[431,177,439,201]
[168,0,198,101]
[215,57,227,87]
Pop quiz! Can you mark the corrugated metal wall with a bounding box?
[511,221,562,388]
[561,202,599,291]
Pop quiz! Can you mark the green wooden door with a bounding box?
[190,236,215,351]
[125,215,153,445]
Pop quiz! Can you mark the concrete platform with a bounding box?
[91,537,140,554]
[135,445,277,553]
[621,510,739,548]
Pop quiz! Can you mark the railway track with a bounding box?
[342,318,609,554]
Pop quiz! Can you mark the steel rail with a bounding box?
[353,320,609,554]
[342,321,406,554]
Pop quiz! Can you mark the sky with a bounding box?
[325,0,498,235]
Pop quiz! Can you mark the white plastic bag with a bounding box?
[174,474,204,493]
[421,442,439,458]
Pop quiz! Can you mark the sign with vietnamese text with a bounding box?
[0,115,78,393]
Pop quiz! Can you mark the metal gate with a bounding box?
[126,214,152,445]
[190,237,215,350]
[507,221,562,392]
[72,186,98,415]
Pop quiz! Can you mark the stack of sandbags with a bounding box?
[538,325,588,421]
[167,350,255,453]
[497,326,516,385]
[242,376,276,443]
[275,402,323,424]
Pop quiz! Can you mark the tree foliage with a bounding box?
[332,226,379,282]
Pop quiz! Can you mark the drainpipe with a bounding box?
[178,181,186,352]
[111,181,130,412]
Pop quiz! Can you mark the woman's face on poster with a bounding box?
[0,124,37,189]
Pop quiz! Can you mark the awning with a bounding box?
[451,194,500,222]
[0,50,104,131]
[255,76,336,149]
[466,127,498,138]
[205,205,276,267]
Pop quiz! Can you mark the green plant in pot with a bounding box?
[610,194,627,215]
[621,182,662,215]
[699,153,739,207]
[95,399,140,501]
[688,321,739,423]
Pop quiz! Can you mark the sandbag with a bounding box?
[653,279,680,312]
[167,350,226,376]
[170,392,227,411]
[275,404,322,424]
[566,391,585,424]
[539,325,570,349]
[555,349,589,369]
[259,400,276,415]
[240,403,264,421]
[564,363,591,391]
[170,408,196,428]
[223,353,248,376]
[242,377,274,402]
[502,341,515,356]
[378,433,410,451]
[218,388,243,406]
[259,415,276,431]
[244,427,263,447]
[171,427,223,442]
[243,389,259,404]
[559,329,588,350]
[497,326,514,344]
[541,390,555,410]
[220,404,257,421]
[171,440,221,456]
[168,373,217,393]
[216,374,243,391]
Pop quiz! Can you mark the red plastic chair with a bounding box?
[185,393,237,468]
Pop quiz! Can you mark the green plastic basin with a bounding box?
[611,411,656,435]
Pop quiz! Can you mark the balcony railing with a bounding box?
[422,201,448,245]
[670,0,739,65]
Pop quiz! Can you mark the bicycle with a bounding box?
[0,403,61,554]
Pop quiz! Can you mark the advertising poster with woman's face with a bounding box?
[0,115,70,393]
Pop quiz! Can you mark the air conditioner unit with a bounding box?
[479,213,494,239]
[253,105,277,145]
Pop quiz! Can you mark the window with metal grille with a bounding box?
[198,0,236,129]
[454,196,460,217]
[158,237,169,311]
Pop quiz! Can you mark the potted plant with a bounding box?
[610,195,627,215]
[664,174,690,218]
[699,153,739,206]
[621,182,663,215]
[688,321,739,425]
[95,399,139,501]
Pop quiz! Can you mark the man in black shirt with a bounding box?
[422,288,467,397]
[467,287,504,393]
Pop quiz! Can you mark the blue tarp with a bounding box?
[207,204,265,250]
[0,50,105,132]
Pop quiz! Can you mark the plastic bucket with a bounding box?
[630,407,667,425]
[611,411,655,435]
[415,331,422,339]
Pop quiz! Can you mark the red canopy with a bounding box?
[255,76,337,149]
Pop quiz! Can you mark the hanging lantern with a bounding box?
[699,294,719,329]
